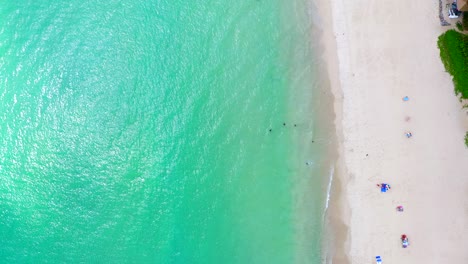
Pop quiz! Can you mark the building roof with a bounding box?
[459,0,468,12]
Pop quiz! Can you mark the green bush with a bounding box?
[437,30,468,99]
[465,131,468,147]
[456,21,463,31]
[463,12,468,30]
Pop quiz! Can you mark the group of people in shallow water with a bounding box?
[268,122,298,133]
[270,122,317,167]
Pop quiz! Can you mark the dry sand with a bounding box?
[320,0,468,263]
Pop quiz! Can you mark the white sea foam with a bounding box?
[321,165,335,264]
[324,165,334,212]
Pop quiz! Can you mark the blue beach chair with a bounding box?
[376,256,382,263]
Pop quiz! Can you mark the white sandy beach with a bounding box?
[321,0,468,263]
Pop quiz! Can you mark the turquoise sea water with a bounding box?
[0,1,334,263]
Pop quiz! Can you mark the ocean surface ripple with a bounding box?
[0,1,333,263]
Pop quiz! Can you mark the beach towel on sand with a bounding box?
[376,256,382,263]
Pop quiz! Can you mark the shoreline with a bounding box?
[313,0,350,262]
[319,0,468,263]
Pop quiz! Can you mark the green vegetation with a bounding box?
[465,132,468,147]
[456,21,463,31]
[463,12,468,30]
[437,30,468,99]
[438,29,468,147]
